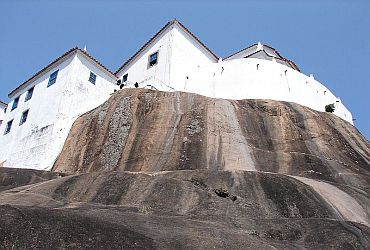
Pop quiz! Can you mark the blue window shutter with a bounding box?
[89,72,97,84]
[19,110,29,125]
[48,70,59,87]
[4,120,13,134]
[122,74,128,82]
[148,52,158,67]
[11,97,19,111]
[25,87,34,101]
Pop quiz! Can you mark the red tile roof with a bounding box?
[8,48,117,98]
[115,19,219,75]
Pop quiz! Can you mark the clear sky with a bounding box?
[0,0,369,139]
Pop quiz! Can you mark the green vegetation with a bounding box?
[325,104,335,113]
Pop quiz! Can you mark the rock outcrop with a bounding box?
[54,89,370,177]
[1,169,369,249]
[1,88,369,249]
[52,89,370,225]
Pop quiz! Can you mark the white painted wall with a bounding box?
[0,52,117,170]
[117,27,173,90]
[117,23,217,91]
[0,25,355,171]
[0,104,6,128]
[169,25,218,90]
[117,31,352,124]
[182,58,353,124]
[225,44,295,70]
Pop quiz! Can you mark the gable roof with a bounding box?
[0,100,7,108]
[224,43,258,60]
[245,49,301,72]
[115,19,219,75]
[224,43,300,72]
[8,48,117,98]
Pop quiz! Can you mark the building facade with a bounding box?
[115,19,219,92]
[115,20,353,124]
[0,48,117,170]
[0,100,7,129]
[183,47,352,123]
[0,19,354,170]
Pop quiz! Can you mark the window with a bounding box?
[89,72,97,84]
[19,109,29,125]
[148,51,158,68]
[4,120,13,135]
[122,73,128,82]
[25,87,34,102]
[11,97,19,111]
[0,120,2,127]
[48,70,59,87]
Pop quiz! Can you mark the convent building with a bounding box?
[0,19,353,170]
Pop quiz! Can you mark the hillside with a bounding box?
[0,89,369,249]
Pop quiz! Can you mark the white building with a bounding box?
[115,19,352,124]
[0,48,118,170]
[0,100,7,129]
[0,19,354,170]
[183,43,353,123]
[115,19,219,91]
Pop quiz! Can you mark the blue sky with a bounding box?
[0,0,369,139]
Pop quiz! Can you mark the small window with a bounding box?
[4,120,13,135]
[48,70,59,87]
[89,72,97,84]
[0,120,2,127]
[11,97,19,111]
[25,87,34,102]
[148,52,158,68]
[122,73,128,82]
[19,109,29,126]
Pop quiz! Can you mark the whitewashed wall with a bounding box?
[169,25,218,90]
[117,23,217,91]
[183,58,353,124]
[118,30,353,124]
[0,27,355,170]
[0,55,75,169]
[117,27,173,89]
[0,105,6,127]
[0,52,117,170]
[225,44,278,61]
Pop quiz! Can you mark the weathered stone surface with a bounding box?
[1,89,369,249]
[0,170,369,249]
[0,204,154,249]
[52,89,370,222]
[0,167,64,192]
[54,89,369,183]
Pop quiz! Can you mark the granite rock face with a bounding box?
[0,169,369,249]
[54,89,370,177]
[0,167,65,192]
[1,89,369,249]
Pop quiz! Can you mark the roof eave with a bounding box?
[0,100,7,107]
[115,21,173,75]
[174,20,219,62]
[8,48,117,99]
[8,48,78,98]
[115,19,219,75]
[224,43,258,60]
[76,49,118,80]
[225,43,301,72]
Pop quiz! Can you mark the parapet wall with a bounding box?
[182,58,353,124]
